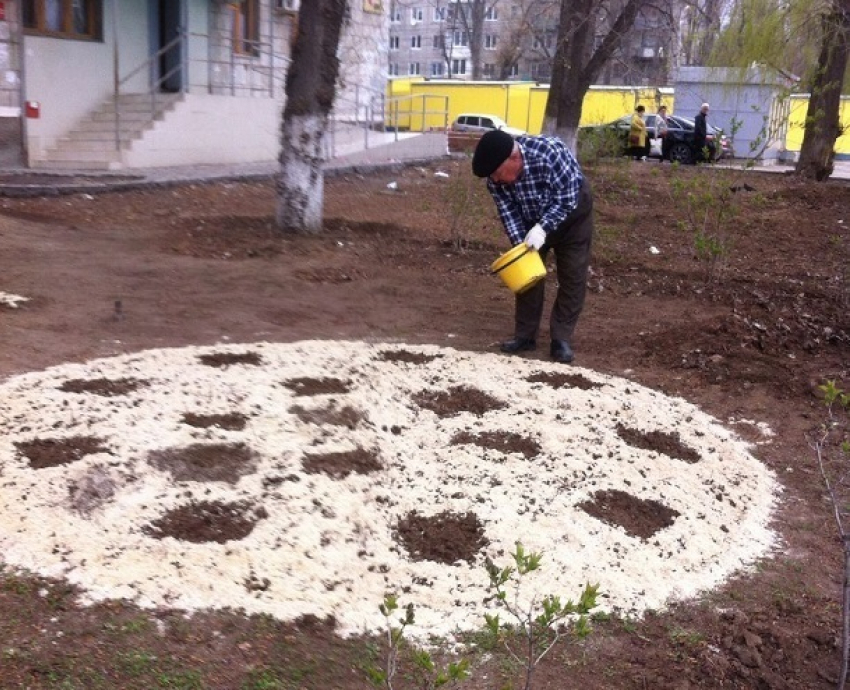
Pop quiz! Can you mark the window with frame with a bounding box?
[432,34,444,49]
[451,58,466,76]
[390,3,402,22]
[433,7,446,21]
[23,0,102,40]
[430,62,444,77]
[411,35,421,48]
[232,0,259,57]
[483,63,495,77]
[409,62,420,75]
[389,35,400,49]
[389,63,400,76]
[484,34,497,49]
[452,30,468,47]
[411,7,423,21]
[485,6,498,20]
[509,64,519,77]
[532,33,553,50]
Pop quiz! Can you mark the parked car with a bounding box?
[578,113,733,163]
[449,113,526,137]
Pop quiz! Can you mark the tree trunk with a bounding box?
[544,0,647,150]
[275,0,347,234]
[795,3,850,181]
[469,0,486,80]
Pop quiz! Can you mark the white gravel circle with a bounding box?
[0,340,779,640]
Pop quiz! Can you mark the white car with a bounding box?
[449,113,526,137]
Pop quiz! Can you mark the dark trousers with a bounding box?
[661,135,672,160]
[514,178,594,343]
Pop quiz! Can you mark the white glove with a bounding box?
[524,224,546,250]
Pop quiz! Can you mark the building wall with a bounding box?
[338,0,389,118]
[387,0,670,85]
[206,1,295,99]
[0,1,22,165]
[23,0,151,158]
[123,93,280,167]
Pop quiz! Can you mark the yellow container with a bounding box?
[490,244,546,294]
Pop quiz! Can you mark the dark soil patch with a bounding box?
[378,349,443,364]
[180,412,248,430]
[290,402,365,428]
[450,429,541,459]
[578,489,681,539]
[58,377,147,396]
[147,442,257,484]
[197,351,263,368]
[301,447,382,478]
[616,423,702,464]
[15,436,111,469]
[143,500,268,544]
[413,385,507,417]
[526,370,602,389]
[395,510,488,564]
[282,376,352,396]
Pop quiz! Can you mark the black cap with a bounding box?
[472,129,515,178]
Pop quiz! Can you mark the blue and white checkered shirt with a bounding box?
[486,134,584,246]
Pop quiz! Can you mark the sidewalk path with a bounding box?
[0,132,847,196]
[0,132,452,197]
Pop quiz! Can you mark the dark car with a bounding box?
[578,113,732,163]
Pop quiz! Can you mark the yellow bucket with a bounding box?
[490,244,546,294]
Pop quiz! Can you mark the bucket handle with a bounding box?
[491,247,534,276]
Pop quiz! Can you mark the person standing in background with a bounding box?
[629,105,649,161]
[656,104,672,161]
[693,103,710,163]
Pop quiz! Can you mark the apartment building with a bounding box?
[388,0,676,86]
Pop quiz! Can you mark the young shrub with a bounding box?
[366,594,470,690]
[483,542,600,690]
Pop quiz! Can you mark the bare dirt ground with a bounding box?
[0,157,849,689]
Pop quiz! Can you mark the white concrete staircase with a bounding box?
[33,93,183,171]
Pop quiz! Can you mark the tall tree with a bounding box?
[710,0,849,180]
[680,0,727,65]
[445,0,492,80]
[276,0,348,234]
[493,0,560,80]
[709,0,818,80]
[796,1,850,180]
[544,0,650,148]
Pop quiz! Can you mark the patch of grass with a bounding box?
[155,669,204,689]
[121,615,153,634]
[668,626,704,647]
[119,650,159,677]
[1,573,35,596]
[242,667,288,689]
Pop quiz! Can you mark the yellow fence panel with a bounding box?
[786,95,850,155]
[386,78,848,157]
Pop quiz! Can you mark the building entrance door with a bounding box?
[156,0,183,92]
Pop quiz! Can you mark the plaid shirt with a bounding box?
[486,135,584,246]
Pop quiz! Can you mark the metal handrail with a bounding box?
[113,33,185,151]
[109,29,417,160]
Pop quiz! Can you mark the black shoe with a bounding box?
[550,339,574,363]
[500,337,536,353]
